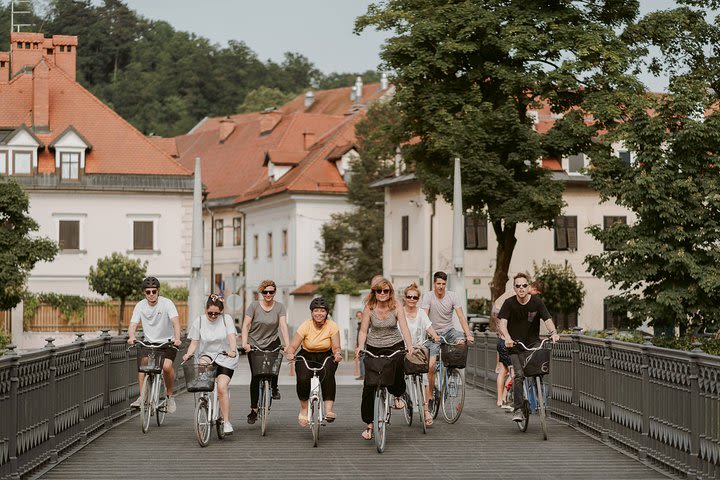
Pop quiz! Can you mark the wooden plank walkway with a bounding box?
[36,361,671,480]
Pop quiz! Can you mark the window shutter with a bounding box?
[401,216,409,251]
[477,219,488,249]
[554,216,567,250]
[134,221,153,250]
[567,216,578,251]
[464,217,476,249]
[59,220,79,250]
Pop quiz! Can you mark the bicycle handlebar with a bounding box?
[294,354,335,372]
[359,349,406,359]
[249,345,283,353]
[437,335,466,345]
[514,338,551,351]
[181,350,231,366]
[128,339,178,351]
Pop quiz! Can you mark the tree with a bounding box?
[237,86,296,113]
[585,3,720,335]
[0,178,57,310]
[356,0,641,302]
[88,252,147,334]
[532,260,585,329]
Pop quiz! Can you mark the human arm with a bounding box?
[278,314,290,347]
[354,306,371,358]
[182,339,199,362]
[426,325,440,343]
[498,318,513,348]
[241,314,252,352]
[331,331,342,363]
[285,331,303,361]
[396,307,414,355]
[544,318,561,343]
[454,306,474,344]
[127,321,138,344]
[170,315,182,347]
[224,315,237,357]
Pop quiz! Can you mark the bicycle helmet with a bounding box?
[141,276,160,290]
[309,297,329,311]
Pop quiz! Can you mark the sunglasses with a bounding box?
[261,290,276,295]
[514,283,529,289]
[374,288,391,295]
[144,289,158,295]
[207,311,221,317]
[405,295,419,300]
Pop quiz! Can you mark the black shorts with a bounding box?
[496,338,511,367]
[198,354,235,379]
[148,343,177,362]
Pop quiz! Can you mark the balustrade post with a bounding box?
[687,344,702,480]
[602,337,613,442]
[5,345,20,480]
[639,340,651,462]
[100,330,112,429]
[76,334,87,444]
[44,338,58,464]
[570,328,582,427]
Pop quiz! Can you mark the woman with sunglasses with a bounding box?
[241,280,290,425]
[182,294,238,434]
[402,283,440,425]
[354,277,414,440]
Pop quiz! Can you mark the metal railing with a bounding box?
[465,332,720,480]
[0,332,187,480]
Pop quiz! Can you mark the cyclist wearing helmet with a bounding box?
[128,276,182,413]
[285,296,342,426]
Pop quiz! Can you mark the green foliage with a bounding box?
[584,329,720,356]
[0,328,9,354]
[0,178,58,310]
[88,252,147,301]
[159,282,188,302]
[532,261,586,316]
[355,0,641,301]
[20,292,89,324]
[467,298,491,316]
[237,86,296,113]
[315,278,366,313]
[317,70,382,90]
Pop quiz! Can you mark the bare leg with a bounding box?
[497,363,508,406]
[162,358,175,396]
[217,374,231,421]
[427,356,437,399]
[324,399,334,415]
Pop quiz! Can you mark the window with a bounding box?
[133,221,153,250]
[58,220,80,250]
[603,297,629,330]
[253,235,259,259]
[401,216,409,251]
[618,150,632,166]
[553,312,578,331]
[60,152,80,180]
[603,216,627,251]
[282,229,288,256]
[0,151,6,175]
[233,217,242,246]
[465,216,488,250]
[567,154,585,174]
[267,232,273,258]
[214,219,224,247]
[13,151,32,175]
[554,216,578,251]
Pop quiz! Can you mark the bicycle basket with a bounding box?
[521,347,551,377]
[135,345,167,374]
[403,346,429,375]
[183,362,217,392]
[364,355,397,387]
[440,342,468,369]
[250,350,282,377]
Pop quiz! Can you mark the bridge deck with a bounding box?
[37,362,670,480]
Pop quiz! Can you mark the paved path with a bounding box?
[37,359,671,480]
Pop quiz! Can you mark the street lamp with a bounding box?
[203,200,215,294]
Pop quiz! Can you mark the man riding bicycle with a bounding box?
[128,276,182,413]
[497,272,560,423]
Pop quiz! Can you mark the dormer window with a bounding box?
[1,126,42,176]
[13,151,32,175]
[50,127,91,181]
[61,152,80,179]
[562,153,588,175]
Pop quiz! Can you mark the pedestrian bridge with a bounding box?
[1,332,718,479]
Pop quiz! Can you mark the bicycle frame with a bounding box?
[295,354,334,447]
[430,336,465,423]
[130,340,174,434]
[360,349,404,453]
[251,346,282,437]
[514,338,551,440]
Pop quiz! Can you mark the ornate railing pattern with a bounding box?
[0,332,187,480]
[466,332,720,480]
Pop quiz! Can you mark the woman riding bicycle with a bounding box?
[402,283,439,426]
[182,294,238,434]
[285,297,342,427]
[241,280,290,425]
[355,277,414,440]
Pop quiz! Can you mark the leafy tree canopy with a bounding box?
[0,178,57,310]
[88,252,146,332]
[237,86,297,114]
[532,260,585,316]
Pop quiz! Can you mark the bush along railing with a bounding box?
[465,331,720,480]
[0,332,188,480]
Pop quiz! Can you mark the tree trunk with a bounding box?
[490,221,517,303]
[118,297,125,335]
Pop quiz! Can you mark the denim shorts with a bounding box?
[496,338,511,367]
[429,328,465,358]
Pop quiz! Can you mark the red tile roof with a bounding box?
[289,282,319,295]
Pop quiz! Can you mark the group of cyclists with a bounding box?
[127,269,557,440]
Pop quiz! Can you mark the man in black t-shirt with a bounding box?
[498,272,560,422]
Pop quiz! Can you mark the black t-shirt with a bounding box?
[498,295,551,352]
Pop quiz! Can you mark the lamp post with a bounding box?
[203,201,215,295]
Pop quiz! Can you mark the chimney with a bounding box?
[381,72,389,90]
[259,110,282,134]
[218,117,235,143]
[304,91,315,109]
[355,76,363,102]
[10,32,44,77]
[32,59,50,131]
[303,131,315,150]
[350,85,357,102]
[52,35,78,81]
[0,52,9,83]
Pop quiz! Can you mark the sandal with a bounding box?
[325,411,336,423]
[298,413,309,427]
[393,397,406,410]
[361,425,373,440]
[424,410,434,426]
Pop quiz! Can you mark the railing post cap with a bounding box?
[74,333,85,343]
[44,337,56,349]
[690,341,703,353]
[3,344,19,357]
[100,329,111,338]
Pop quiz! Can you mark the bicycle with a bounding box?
[429,335,466,424]
[182,352,231,447]
[249,345,283,436]
[129,339,177,434]
[294,354,335,447]
[513,338,551,440]
[361,348,405,453]
[402,340,432,434]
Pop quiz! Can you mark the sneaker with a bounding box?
[130,397,141,409]
[355,375,364,380]
[512,408,524,422]
[272,388,281,400]
[247,410,258,424]
[166,396,176,414]
[223,421,234,434]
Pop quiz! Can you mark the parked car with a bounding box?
[468,314,490,332]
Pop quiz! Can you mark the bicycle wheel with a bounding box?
[430,363,441,419]
[536,376,548,440]
[373,387,388,453]
[260,379,271,436]
[195,398,211,447]
[216,412,225,440]
[156,377,166,427]
[414,375,427,434]
[139,375,153,433]
[310,397,320,447]
[402,391,413,426]
[441,369,465,424]
[516,398,530,432]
